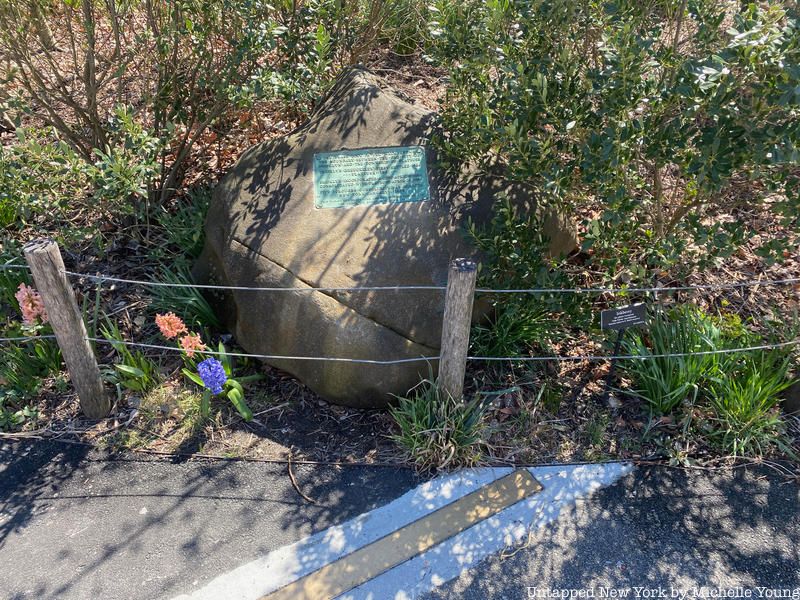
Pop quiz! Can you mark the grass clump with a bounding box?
[620,305,797,458]
[471,301,551,359]
[706,352,794,457]
[390,377,487,473]
[0,338,62,430]
[148,264,220,330]
[620,306,725,414]
[154,188,211,266]
[112,385,207,451]
[468,198,590,359]
[0,239,63,429]
[100,319,161,395]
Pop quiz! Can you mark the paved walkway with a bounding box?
[0,440,417,600]
[1,439,798,600]
[424,465,800,599]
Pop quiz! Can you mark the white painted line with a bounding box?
[261,470,542,600]
[172,467,513,600]
[172,463,633,600]
[335,463,633,600]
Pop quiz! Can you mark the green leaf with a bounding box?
[217,342,232,376]
[115,364,145,378]
[226,387,252,421]
[200,390,211,419]
[182,367,204,388]
[227,379,244,395]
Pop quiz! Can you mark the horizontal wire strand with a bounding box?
[86,336,799,364]
[62,270,445,292]
[468,338,800,362]
[59,268,800,294]
[87,337,440,365]
[0,335,58,342]
[476,277,800,294]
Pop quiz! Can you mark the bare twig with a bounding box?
[288,451,318,504]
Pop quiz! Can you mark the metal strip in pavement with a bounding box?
[337,463,634,599]
[260,470,543,600]
[173,463,633,600]
[173,467,515,600]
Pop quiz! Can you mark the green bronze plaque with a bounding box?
[313,146,430,209]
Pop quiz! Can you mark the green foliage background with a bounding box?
[429,0,799,280]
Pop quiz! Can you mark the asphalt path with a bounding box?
[1,439,798,600]
[423,466,800,599]
[0,439,419,600]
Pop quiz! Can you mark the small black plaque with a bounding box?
[600,304,647,331]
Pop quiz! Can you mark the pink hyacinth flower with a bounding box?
[179,333,206,358]
[15,283,48,325]
[155,312,187,339]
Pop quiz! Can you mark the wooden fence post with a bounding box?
[24,239,110,419]
[438,258,477,400]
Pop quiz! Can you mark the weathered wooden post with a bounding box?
[438,258,477,400]
[24,239,110,419]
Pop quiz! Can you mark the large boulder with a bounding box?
[195,68,576,408]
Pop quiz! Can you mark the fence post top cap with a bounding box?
[450,258,477,272]
[23,238,57,253]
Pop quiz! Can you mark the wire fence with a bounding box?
[0,335,58,343]
[3,261,799,365]
[4,262,799,294]
[476,277,800,294]
[61,270,447,292]
[468,338,800,362]
[55,267,800,295]
[87,337,438,365]
[86,335,800,363]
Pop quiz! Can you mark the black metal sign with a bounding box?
[600,303,647,331]
[600,303,648,405]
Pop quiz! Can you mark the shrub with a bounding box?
[0,0,286,204]
[0,118,159,229]
[0,238,30,310]
[87,106,161,214]
[0,128,89,228]
[468,197,590,357]
[390,377,487,472]
[380,0,430,56]
[264,0,428,116]
[430,0,800,281]
[0,1,423,206]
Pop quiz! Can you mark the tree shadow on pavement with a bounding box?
[0,437,419,600]
[0,439,90,551]
[425,465,800,599]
